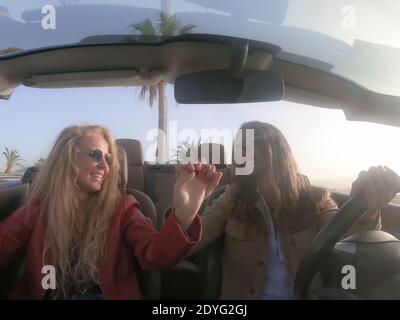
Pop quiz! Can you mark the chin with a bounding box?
[85,182,103,193]
[91,185,103,192]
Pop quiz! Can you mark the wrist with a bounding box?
[174,209,195,230]
[359,209,380,225]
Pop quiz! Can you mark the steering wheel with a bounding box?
[294,192,369,299]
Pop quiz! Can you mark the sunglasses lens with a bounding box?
[91,149,103,162]
[105,154,113,166]
[89,149,112,166]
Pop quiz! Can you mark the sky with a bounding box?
[1,0,400,189]
[1,84,400,189]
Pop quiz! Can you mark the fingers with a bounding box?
[206,164,216,181]
[205,171,223,199]
[175,163,196,186]
[210,171,223,188]
[178,162,222,187]
[196,164,216,182]
[176,163,195,175]
[193,163,202,175]
[192,158,208,176]
[350,170,365,196]
[383,166,400,194]
[380,166,399,204]
[367,166,387,209]
[176,162,217,184]
[351,166,399,212]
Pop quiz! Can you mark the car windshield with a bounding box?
[1,84,400,201]
[1,1,400,203]
[0,0,399,97]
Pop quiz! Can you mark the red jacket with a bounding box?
[0,194,201,299]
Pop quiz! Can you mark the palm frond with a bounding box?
[179,24,196,35]
[159,12,180,36]
[170,139,202,163]
[138,85,158,107]
[130,19,156,35]
[138,86,149,101]
[149,85,158,107]
[130,19,156,42]
[3,146,10,157]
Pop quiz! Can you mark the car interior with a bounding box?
[1,2,400,300]
[2,136,400,299]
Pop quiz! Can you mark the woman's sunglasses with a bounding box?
[78,149,113,166]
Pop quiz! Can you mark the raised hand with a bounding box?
[173,163,223,230]
[351,166,400,215]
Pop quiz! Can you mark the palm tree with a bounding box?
[170,139,202,164]
[130,13,196,163]
[35,157,46,166]
[2,147,24,174]
[0,47,22,57]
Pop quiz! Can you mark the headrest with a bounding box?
[198,143,226,166]
[116,139,144,165]
[117,147,128,191]
[21,166,40,184]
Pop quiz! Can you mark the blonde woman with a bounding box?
[0,125,222,299]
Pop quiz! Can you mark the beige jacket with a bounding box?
[190,184,381,299]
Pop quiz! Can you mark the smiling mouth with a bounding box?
[90,173,104,182]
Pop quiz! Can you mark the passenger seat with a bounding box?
[117,147,161,299]
[116,139,145,192]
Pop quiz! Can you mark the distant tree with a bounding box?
[35,157,46,166]
[0,47,22,56]
[130,12,196,163]
[170,139,201,164]
[2,147,24,174]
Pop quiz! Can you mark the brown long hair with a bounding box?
[29,124,121,298]
[231,121,334,226]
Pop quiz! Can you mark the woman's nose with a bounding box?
[97,156,108,168]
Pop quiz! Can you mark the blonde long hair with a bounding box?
[29,125,121,298]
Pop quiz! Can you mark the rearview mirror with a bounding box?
[174,69,284,104]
